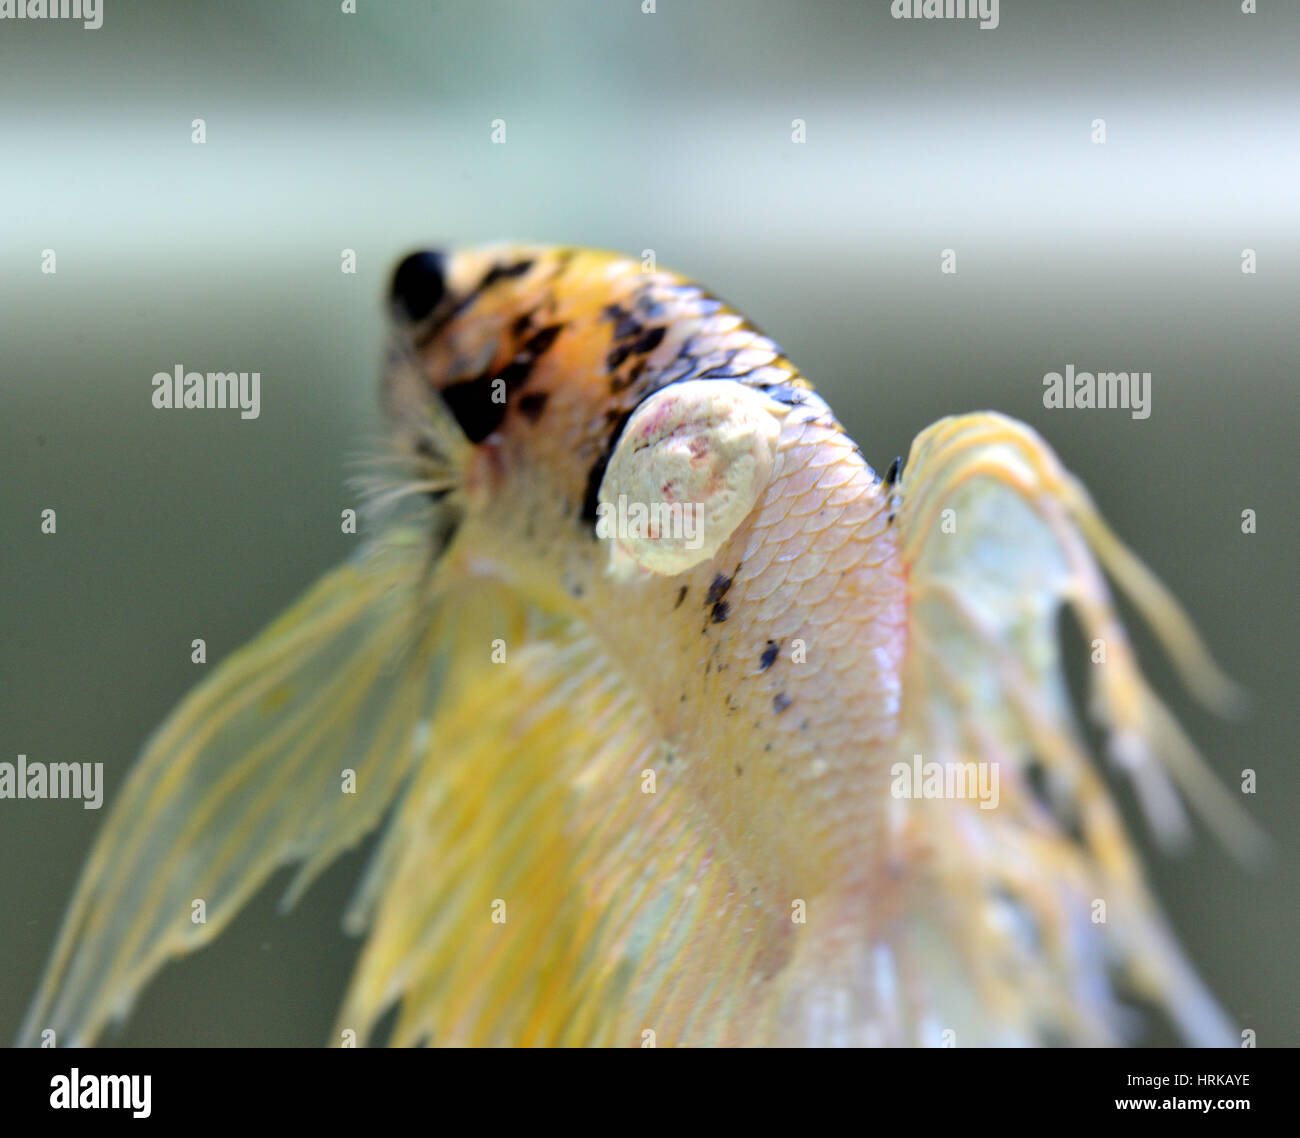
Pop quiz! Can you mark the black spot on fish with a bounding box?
[480,259,534,290]
[734,762,744,777]
[523,323,563,360]
[884,456,902,486]
[773,692,793,714]
[711,600,730,624]
[759,640,780,671]
[675,585,689,610]
[606,342,634,372]
[440,377,506,443]
[494,359,533,389]
[495,324,566,391]
[631,325,665,355]
[705,574,733,606]
[518,392,548,422]
[607,324,666,373]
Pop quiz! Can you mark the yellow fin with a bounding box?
[893,412,1258,1045]
[335,622,792,1046]
[20,530,439,1046]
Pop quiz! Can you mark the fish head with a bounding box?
[381,244,805,598]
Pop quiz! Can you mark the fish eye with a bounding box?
[390,249,448,323]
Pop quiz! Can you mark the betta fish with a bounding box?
[21,245,1260,1047]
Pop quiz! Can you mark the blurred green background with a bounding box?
[2,0,1296,1046]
